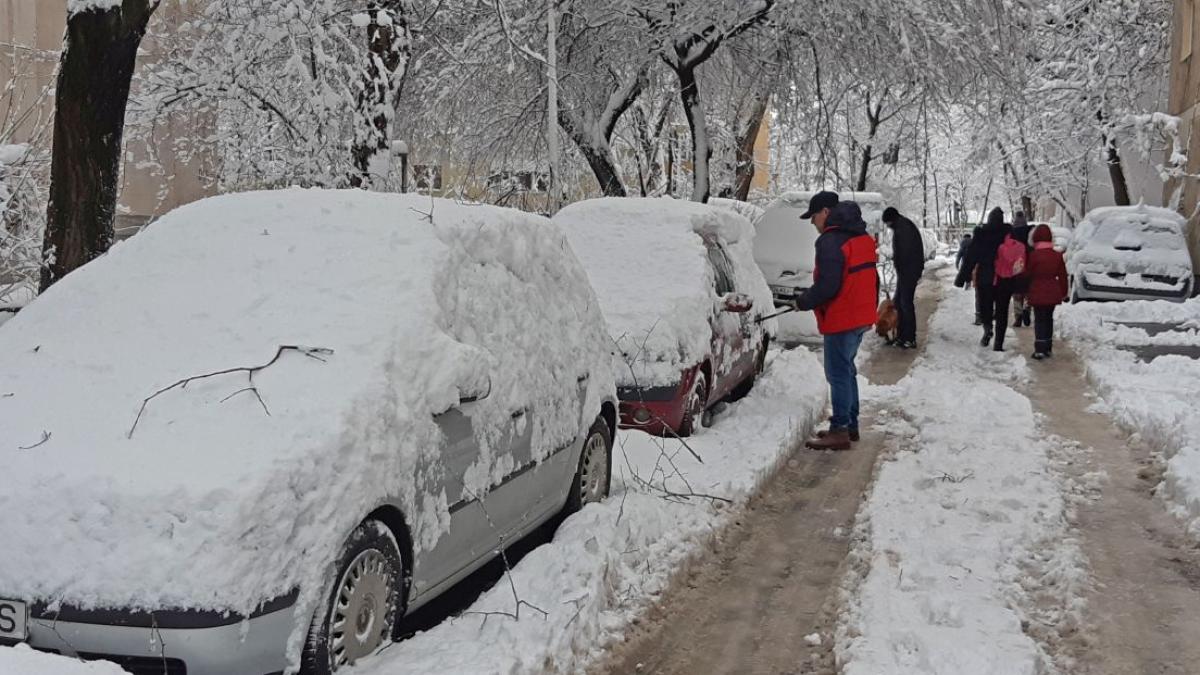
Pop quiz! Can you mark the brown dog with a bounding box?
[876,298,899,342]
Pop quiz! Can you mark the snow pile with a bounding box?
[351,348,828,674]
[837,276,1086,674]
[0,189,615,661]
[1059,300,1200,535]
[554,197,774,387]
[0,645,126,675]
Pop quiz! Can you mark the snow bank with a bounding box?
[350,348,828,674]
[837,274,1086,674]
[553,198,774,387]
[0,189,615,656]
[0,645,126,675]
[1059,300,1200,535]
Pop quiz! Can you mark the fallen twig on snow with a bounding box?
[127,344,333,438]
[18,430,50,450]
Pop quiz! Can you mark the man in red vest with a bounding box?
[793,192,879,450]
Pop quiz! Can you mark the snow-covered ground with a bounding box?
[836,272,1087,674]
[348,348,827,674]
[0,644,126,675]
[1059,298,1200,536]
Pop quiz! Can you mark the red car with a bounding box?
[555,198,775,437]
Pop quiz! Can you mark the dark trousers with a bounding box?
[979,282,1014,348]
[1034,306,1055,353]
[894,276,919,343]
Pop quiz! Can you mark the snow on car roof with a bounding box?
[554,197,766,386]
[0,188,614,617]
[1072,204,1192,275]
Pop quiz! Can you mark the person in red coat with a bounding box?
[1026,224,1069,359]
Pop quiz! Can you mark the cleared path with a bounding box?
[594,281,941,675]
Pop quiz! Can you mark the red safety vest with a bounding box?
[814,233,879,335]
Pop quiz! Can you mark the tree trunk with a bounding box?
[350,1,410,189]
[855,144,872,192]
[732,92,770,202]
[42,1,158,292]
[1105,138,1132,206]
[576,141,626,197]
[676,64,711,203]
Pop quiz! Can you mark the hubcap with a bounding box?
[579,431,609,504]
[330,549,395,669]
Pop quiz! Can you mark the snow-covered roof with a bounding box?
[0,189,614,617]
[553,197,772,386]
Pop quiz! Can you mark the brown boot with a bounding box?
[817,427,860,442]
[806,428,852,450]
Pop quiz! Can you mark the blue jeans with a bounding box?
[823,328,867,430]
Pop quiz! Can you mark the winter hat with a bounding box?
[1032,224,1052,243]
[882,206,900,224]
[986,207,1005,229]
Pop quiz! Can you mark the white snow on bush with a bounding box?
[0,644,127,675]
[67,0,123,16]
[837,275,1086,674]
[350,349,828,674]
[1059,300,1200,536]
[0,189,615,663]
[554,197,774,387]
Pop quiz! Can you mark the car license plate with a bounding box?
[770,284,794,296]
[0,599,28,643]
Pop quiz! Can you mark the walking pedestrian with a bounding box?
[1026,224,1069,359]
[793,192,879,450]
[955,233,972,270]
[1009,211,1033,328]
[883,207,924,349]
[955,208,1017,351]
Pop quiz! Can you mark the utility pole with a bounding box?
[546,0,560,215]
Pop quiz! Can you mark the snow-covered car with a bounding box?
[708,196,766,225]
[554,198,774,437]
[0,189,618,675]
[753,191,886,307]
[1066,205,1193,303]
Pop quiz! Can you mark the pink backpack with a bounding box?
[995,235,1027,280]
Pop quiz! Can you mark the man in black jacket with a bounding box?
[883,207,925,349]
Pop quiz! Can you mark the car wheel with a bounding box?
[678,371,708,437]
[302,520,405,675]
[565,415,613,513]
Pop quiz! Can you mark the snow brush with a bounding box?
[755,307,796,323]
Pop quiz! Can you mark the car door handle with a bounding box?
[511,408,526,419]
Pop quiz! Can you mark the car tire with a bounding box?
[678,371,708,437]
[302,520,405,675]
[564,415,613,514]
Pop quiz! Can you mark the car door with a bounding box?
[705,240,748,399]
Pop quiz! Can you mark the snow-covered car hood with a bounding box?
[1068,204,1192,278]
[554,197,774,387]
[0,189,615,616]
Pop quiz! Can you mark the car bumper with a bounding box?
[617,378,692,436]
[18,597,296,675]
[1077,273,1191,302]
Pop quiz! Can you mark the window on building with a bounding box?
[413,164,442,191]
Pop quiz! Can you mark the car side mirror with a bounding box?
[459,375,492,404]
[722,293,754,313]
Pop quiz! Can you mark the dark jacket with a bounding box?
[955,209,1010,290]
[1027,226,1069,306]
[888,214,925,282]
[795,202,875,312]
[1010,212,1032,247]
[955,236,972,269]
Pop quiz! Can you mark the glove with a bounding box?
[953,278,965,289]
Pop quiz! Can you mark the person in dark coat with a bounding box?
[883,207,924,349]
[1026,224,1069,359]
[793,193,879,451]
[1009,211,1033,328]
[955,207,1014,350]
[955,233,972,270]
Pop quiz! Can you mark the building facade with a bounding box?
[1168,0,1200,274]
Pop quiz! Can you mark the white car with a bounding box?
[0,189,618,674]
[708,197,766,225]
[1066,205,1193,302]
